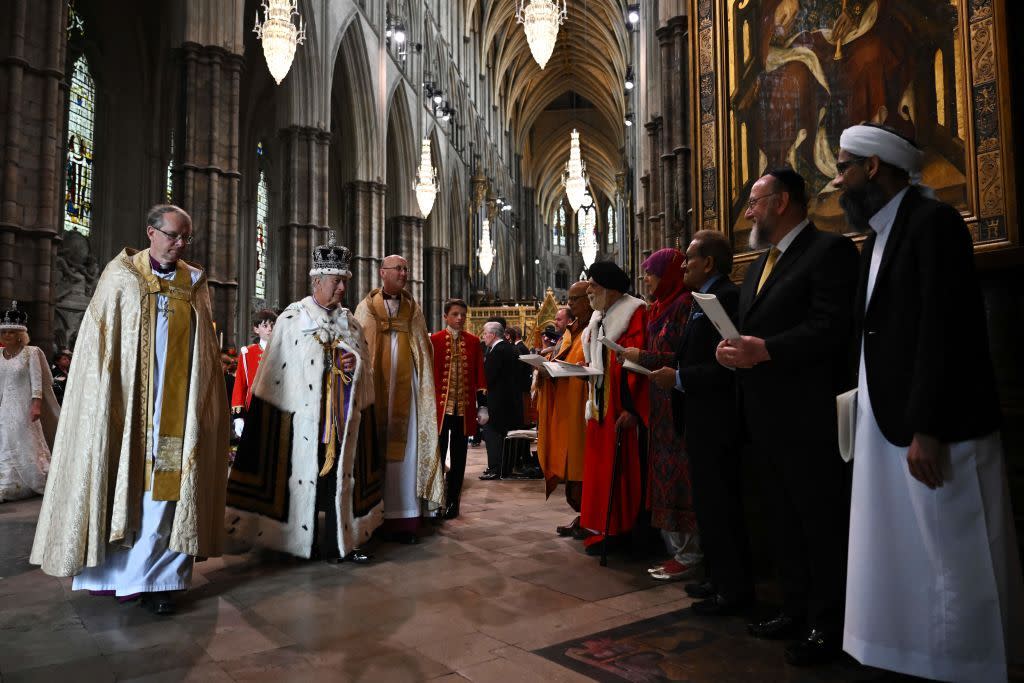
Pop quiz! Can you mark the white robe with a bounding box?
[383,298,421,520]
[843,198,1024,681]
[0,347,52,501]
[73,266,198,595]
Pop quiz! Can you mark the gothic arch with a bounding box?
[385,85,416,219]
[328,16,379,182]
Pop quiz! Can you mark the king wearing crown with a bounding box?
[226,232,380,563]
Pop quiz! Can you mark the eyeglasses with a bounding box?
[746,192,779,211]
[150,225,194,245]
[381,266,409,272]
[835,156,867,175]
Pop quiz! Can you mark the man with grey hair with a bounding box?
[354,255,441,543]
[478,320,523,479]
[32,204,229,616]
[227,233,378,564]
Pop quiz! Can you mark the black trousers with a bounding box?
[481,424,506,472]
[688,437,753,600]
[314,447,341,560]
[759,439,850,633]
[440,414,468,506]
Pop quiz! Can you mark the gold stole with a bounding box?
[132,249,192,501]
[370,293,415,461]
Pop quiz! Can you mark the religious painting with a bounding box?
[693,0,1018,267]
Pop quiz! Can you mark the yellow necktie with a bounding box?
[756,247,781,295]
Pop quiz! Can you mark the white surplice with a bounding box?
[382,298,421,520]
[72,266,198,595]
[843,191,1024,682]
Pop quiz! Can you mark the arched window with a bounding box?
[254,142,269,300]
[64,54,95,236]
[606,204,616,245]
[557,203,566,248]
[165,131,174,203]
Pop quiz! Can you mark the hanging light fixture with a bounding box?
[515,0,567,70]
[253,0,306,85]
[562,129,589,212]
[577,193,598,268]
[478,217,496,275]
[413,139,438,218]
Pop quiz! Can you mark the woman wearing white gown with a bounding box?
[0,302,60,502]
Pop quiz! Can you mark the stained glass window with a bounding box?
[64,55,95,236]
[557,203,566,248]
[255,164,269,300]
[606,204,616,245]
[165,131,174,203]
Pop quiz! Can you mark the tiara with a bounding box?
[310,231,352,277]
[0,300,28,331]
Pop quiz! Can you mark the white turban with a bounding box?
[839,125,925,185]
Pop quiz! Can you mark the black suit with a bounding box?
[671,275,751,600]
[855,186,1000,446]
[736,222,859,633]
[481,340,525,472]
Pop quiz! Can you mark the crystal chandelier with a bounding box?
[516,0,567,70]
[413,139,438,218]
[562,129,589,212]
[478,218,496,275]
[253,0,306,85]
[577,193,598,268]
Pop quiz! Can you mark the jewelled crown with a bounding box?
[0,300,28,331]
[310,231,352,278]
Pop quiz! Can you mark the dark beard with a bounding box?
[839,181,891,233]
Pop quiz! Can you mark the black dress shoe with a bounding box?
[784,629,841,666]
[556,516,580,537]
[444,503,460,520]
[343,548,372,564]
[140,591,176,616]
[690,593,754,617]
[747,613,805,640]
[387,531,419,545]
[684,581,715,599]
[478,469,500,480]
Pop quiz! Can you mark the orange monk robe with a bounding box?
[579,296,649,547]
[535,327,587,498]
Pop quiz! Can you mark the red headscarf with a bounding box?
[642,248,689,334]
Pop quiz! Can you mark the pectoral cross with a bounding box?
[157,298,174,321]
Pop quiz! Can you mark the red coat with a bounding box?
[430,329,486,437]
[231,342,264,412]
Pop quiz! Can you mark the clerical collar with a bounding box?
[382,291,401,301]
[446,326,461,338]
[149,255,177,274]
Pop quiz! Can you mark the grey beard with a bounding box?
[588,291,608,312]
[748,225,772,250]
[839,181,891,233]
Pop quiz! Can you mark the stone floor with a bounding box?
[0,446,927,682]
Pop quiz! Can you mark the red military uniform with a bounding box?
[231,342,265,413]
[430,329,486,436]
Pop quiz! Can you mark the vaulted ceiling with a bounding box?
[469,0,630,222]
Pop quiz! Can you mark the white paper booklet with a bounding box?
[518,353,548,369]
[691,292,741,341]
[542,360,603,378]
[598,335,651,375]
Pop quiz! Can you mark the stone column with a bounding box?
[177,41,243,347]
[670,16,693,245]
[0,0,65,351]
[343,180,386,302]
[277,125,331,308]
[423,246,450,329]
[644,118,663,250]
[386,215,425,305]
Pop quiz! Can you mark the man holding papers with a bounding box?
[652,230,753,614]
[716,168,858,666]
[478,321,523,480]
[535,284,593,536]
[580,262,648,557]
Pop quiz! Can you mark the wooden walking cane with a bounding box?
[601,424,624,567]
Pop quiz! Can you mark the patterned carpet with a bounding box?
[534,606,915,683]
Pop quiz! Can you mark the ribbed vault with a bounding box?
[470,0,629,223]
